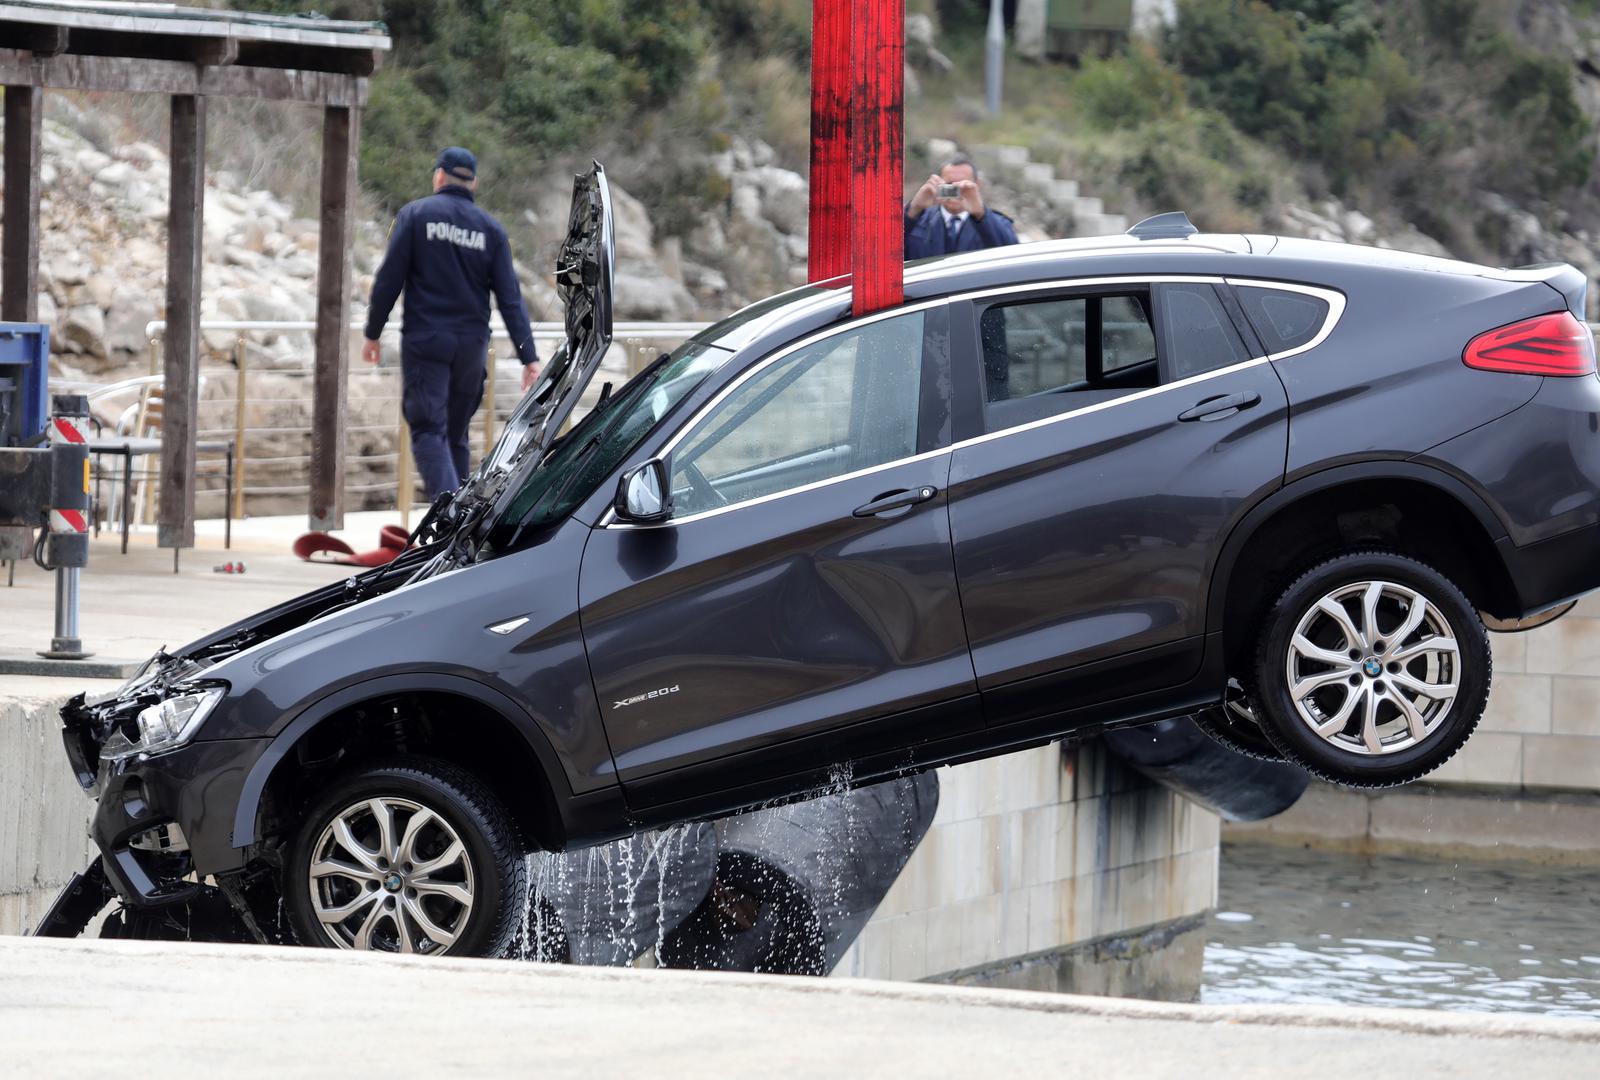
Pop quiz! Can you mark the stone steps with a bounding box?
[971,143,1129,238]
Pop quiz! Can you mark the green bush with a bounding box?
[1074,43,1186,132]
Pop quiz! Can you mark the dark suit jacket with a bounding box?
[903,205,1020,260]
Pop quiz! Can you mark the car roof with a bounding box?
[688,230,1533,358]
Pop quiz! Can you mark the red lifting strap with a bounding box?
[809,0,904,317]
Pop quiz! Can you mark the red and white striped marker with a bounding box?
[48,415,89,445]
[49,508,88,535]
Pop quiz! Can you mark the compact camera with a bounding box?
[937,183,962,199]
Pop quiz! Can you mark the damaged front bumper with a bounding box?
[47,660,271,926]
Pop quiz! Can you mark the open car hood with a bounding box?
[478,162,615,484]
[395,161,613,561]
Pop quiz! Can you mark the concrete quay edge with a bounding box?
[1,936,1594,1078]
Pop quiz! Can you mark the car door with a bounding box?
[946,278,1290,725]
[577,303,977,806]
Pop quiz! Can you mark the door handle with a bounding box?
[1178,391,1261,422]
[853,486,938,517]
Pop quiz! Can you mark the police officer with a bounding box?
[362,147,541,501]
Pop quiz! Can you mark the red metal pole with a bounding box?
[848,0,904,317]
[809,0,905,315]
[808,0,851,283]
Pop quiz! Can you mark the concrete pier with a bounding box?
[1,937,1594,1078]
[839,743,1217,997]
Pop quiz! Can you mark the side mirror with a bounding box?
[615,458,671,523]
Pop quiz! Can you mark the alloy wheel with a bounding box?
[1283,579,1460,756]
[307,796,476,953]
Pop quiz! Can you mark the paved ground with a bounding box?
[0,938,1593,1078]
[0,512,370,671]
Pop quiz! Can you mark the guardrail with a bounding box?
[75,319,708,529]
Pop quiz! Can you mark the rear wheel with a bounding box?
[284,758,527,957]
[1248,551,1490,788]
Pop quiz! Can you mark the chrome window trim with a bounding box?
[1225,279,1347,362]
[603,274,1335,530]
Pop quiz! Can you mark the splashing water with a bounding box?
[514,763,939,975]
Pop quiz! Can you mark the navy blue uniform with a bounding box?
[903,205,1019,260]
[364,185,539,498]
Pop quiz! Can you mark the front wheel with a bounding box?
[1248,551,1491,788]
[284,758,528,957]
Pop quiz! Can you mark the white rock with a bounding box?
[927,137,959,164]
[104,286,159,355]
[224,247,269,271]
[1342,210,1375,242]
[278,256,319,279]
[58,304,106,357]
[49,254,90,286]
[749,165,808,236]
[731,183,763,225]
[84,274,116,310]
[74,149,111,175]
[94,161,134,188]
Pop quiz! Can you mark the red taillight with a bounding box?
[1463,311,1596,376]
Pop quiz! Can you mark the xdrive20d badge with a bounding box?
[37,165,1600,956]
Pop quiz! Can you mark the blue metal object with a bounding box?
[0,321,51,446]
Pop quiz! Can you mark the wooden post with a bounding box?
[808,0,851,283]
[158,94,205,551]
[2,85,42,322]
[848,0,904,317]
[310,104,358,531]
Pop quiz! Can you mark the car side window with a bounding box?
[1236,285,1330,355]
[978,290,1157,431]
[669,311,925,517]
[1157,283,1252,379]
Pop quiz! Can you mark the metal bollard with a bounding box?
[38,394,92,660]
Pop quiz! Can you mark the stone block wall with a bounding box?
[0,691,95,935]
[1430,597,1600,791]
[834,741,1220,998]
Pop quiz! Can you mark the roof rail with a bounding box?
[1127,212,1198,241]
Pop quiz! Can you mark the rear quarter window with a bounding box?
[1237,286,1331,355]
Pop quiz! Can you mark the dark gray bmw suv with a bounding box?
[38,165,1600,956]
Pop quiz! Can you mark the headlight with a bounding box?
[102,688,224,762]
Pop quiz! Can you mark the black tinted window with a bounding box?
[1237,286,1330,354]
[1159,284,1250,378]
[979,292,1157,420]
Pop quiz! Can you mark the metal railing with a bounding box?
[90,319,708,528]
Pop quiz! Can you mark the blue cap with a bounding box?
[435,146,477,181]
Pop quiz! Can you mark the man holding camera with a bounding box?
[362,147,541,501]
[904,152,1019,260]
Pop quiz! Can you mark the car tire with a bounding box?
[284,757,528,957]
[1191,689,1285,762]
[1248,551,1490,788]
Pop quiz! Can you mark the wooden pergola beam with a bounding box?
[310,105,359,531]
[0,49,368,106]
[157,95,205,553]
[0,23,68,56]
[2,84,41,322]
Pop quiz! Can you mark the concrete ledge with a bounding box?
[0,652,142,679]
[0,937,1594,1077]
[936,913,1207,1000]
[1225,781,1600,865]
